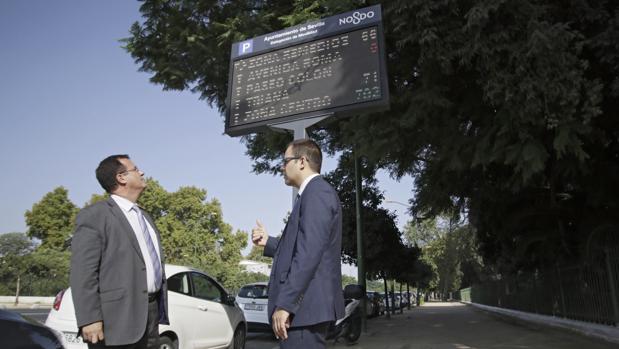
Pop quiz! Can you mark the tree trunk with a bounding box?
[417,288,421,306]
[14,274,20,306]
[390,281,396,315]
[407,282,411,309]
[383,276,390,319]
[399,283,403,314]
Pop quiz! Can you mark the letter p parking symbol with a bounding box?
[238,40,253,55]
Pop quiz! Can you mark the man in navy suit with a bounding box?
[252,138,345,348]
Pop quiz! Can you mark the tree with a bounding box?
[235,272,269,291]
[245,245,271,264]
[124,0,619,276]
[137,178,169,221]
[322,152,414,283]
[0,233,69,298]
[409,215,484,297]
[0,233,35,301]
[341,274,358,288]
[140,181,248,290]
[365,279,384,292]
[403,217,439,248]
[84,193,109,206]
[22,248,70,297]
[25,187,78,250]
[0,232,33,257]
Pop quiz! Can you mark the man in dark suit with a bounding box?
[70,155,169,349]
[252,139,345,348]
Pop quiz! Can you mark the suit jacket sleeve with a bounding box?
[70,207,104,328]
[275,184,335,314]
[263,235,279,258]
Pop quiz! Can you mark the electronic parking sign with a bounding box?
[225,5,389,136]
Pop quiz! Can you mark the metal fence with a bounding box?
[457,245,619,326]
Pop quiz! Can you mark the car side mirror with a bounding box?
[225,294,236,306]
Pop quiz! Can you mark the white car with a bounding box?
[45,264,246,349]
[234,282,270,333]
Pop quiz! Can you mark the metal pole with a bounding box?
[269,115,330,204]
[605,248,619,327]
[354,145,367,332]
[291,127,307,201]
[383,276,390,319]
[556,265,567,318]
[532,271,539,314]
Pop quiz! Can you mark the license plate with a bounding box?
[63,332,83,344]
[244,303,264,311]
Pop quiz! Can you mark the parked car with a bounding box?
[382,292,401,311]
[0,308,64,349]
[363,293,376,318]
[400,291,412,308]
[376,292,386,315]
[398,292,408,308]
[393,293,402,310]
[365,292,382,317]
[45,264,246,349]
[235,282,270,333]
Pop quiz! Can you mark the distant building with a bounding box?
[239,259,271,275]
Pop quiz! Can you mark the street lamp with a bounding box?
[384,200,411,208]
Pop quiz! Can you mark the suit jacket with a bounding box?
[264,176,345,327]
[70,198,169,346]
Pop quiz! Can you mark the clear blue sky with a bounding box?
[0,1,414,274]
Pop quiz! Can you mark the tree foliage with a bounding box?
[139,180,248,290]
[245,245,272,264]
[125,0,619,275]
[0,232,34,257]
[25,187,78,250]
[406,215,484,295]
[323,152,416,281]
[0,233,34,296]
[22,248,71,296]
[341,274,358,288]
[1,179,248,294]
[0,232,69,297]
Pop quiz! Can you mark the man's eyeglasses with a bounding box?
[119,167,140,175]
[282,157,301,166]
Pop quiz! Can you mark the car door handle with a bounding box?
[197,305,208,311]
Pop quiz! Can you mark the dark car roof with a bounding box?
[0,309,63,349]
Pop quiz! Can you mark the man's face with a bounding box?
[281,146,301,188]
[118,158,146,192]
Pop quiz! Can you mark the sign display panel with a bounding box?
[225,5,389,136]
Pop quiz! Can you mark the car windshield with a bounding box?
[238,285,268,299]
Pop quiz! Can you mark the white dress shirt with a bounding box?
[111,194,162,293]
[299,173,320,196]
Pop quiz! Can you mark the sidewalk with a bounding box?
[330,302,618,349]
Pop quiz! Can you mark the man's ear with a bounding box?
[116,173,127,186]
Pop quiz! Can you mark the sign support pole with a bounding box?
[269,114,331,204]
[354,144,367,332]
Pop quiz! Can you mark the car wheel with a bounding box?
[232,325,246,349]
[159,336,177,349]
